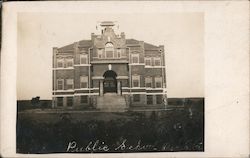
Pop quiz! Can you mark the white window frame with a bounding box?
[105,42,114,59]
[97,49,103,59]
[57,79,64,90]
[154,57,161,66]
[132,75,140,87]
[145,77,152,88]
[131,54,139,64]
[66,58,73,68]
[66,79,74,89]
[121,48,127,58]
[57,58,64,68]
[155,77,162,88]
[145,57,152,66]
[117,48,121,58]
[80,76,88,88]
[80,54,88,65]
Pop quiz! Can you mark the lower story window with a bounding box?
[67,97,73,107]
[133,94,140,102]
[57,97,63,107]
[156,95,162,104]
[80,96,88,104]
[147,95,153,105]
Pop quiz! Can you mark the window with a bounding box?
[154,58,161,66]
[145,58,151,66]
[117,49,121,58]
[155,77,162,88]
[122,49,127,57]
[66,79,74,89]
[133,94,140,102]
[80,54,88,64]
[147,95,153,105]
[57,97,63,107]
[156,95,162,104]
[132,75,140,87]
[80,96,88,104]
[80,76,88,88]
[97,49,103,58]
[57,58,64,68]
[145,77,152,88]
[131,54,139,64]
[105,42,114,58]
[57,79,64,90]
[114,49,118,58]
[67,97,73,107]
[66,58,73,68]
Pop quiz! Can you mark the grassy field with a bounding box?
[17,99,204,153]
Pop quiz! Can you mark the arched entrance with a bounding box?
[103,70,117,93]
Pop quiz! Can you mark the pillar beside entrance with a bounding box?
[99,79,104,96]
[117,80,122,95]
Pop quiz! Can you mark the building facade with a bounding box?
[52,21,167,109]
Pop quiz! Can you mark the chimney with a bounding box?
[91,33,95,41]
[159,45,164,52]
[121,32,125,39]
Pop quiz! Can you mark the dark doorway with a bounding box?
[103,70,117,93]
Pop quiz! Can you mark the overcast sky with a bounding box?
[17,12,204,100]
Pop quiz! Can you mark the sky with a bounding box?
[17,12,204,100]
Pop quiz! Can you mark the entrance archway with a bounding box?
[103,70,117,93]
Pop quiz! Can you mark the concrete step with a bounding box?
[96,93,127,111]
[98,108,128,112]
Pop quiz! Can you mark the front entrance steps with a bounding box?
[96,93,127,112]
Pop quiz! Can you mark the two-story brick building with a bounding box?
[52,21,167,110]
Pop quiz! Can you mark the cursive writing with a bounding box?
[66,139,156,152]
[67,140,109,152]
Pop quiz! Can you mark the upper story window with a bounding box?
[105,42,114,58]
[57,79,64,90]
[80,76,88,88]
[154,57,161,66]
[131,54,139,64]
[97,49,103,58]
[122,48,128,57]
[132,75,140,87]
[116,48,121,58]
[57,58,64,68]
[66,79,74,89]
[145,77,152,87]
[155,77,162,88]
[145,57,151,66]
[66,58,73,68]
[80,54,88,64]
